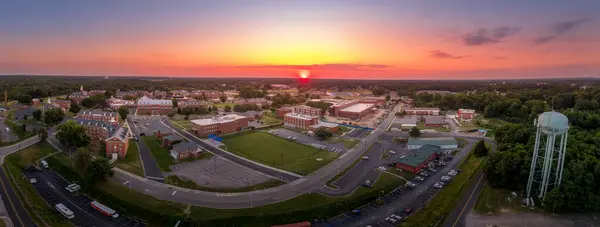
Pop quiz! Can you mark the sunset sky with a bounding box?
[1,0,599,79]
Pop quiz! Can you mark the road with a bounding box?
[0,136,41,227]
[125,118,164,181]
[94,104,403,209]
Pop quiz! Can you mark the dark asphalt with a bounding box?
[162,119,301,182]
[126,118,164,181]
[0,167,37,227]
[443,171,486,227]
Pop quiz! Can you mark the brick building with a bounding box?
[276,107,293,118]
[107,97,135,110]
[162,135,182,147]
[32,98,41,105]
[76,110,118,126]
[191,90,221,100]
[284,113,319,130]
[170,142,203,160]
[396,145,440,173]
[292,105,322,116]
[88,90,106,96]
[178,98,207,109]
[337,103,375,120]
[457,109,476,120]
[309,122,340,133]
[105,126,130,159]
[191,114,249,137]
[76,119,115,141]
[404,107,440,116]
[69,92,89,104]
[423,116,445,127]
[53,100,71,111]
[136,96,173,115]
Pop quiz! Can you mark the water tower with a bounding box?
[526,111,569,199]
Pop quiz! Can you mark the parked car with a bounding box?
[441,176,451,182]
[433,182,444,188]
[388,150,396,154]
[40,160,49,169]
[378,166,387,171]
[404,207,413,214]
[448,170,457,176]
[414,176,424,181]
[362,180,373,187]
[385,217,398,224]
[406,181,417,187]
[399,155,406,159]
[65,183,81,193]
[419,172,429,177]
[351,209,361,215]
[29,178,37,184]
[362,156,370,160]
[391,214,403,220]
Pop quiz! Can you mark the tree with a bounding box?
[409,127,421,137]
[69,102,81,113]
[37,127,48,141]
[43,108,65,125]
[315,128,333,140]
[85,157,114,186]
[21,123,26,132]
[33,109,42,121]
[82,95,107,108]
[117,107,128,120]
[207,106,212,112]
[220,94,227,103]
[17,95,32,104]
[473,140,489,157]
[385,95,391,102]
[74,148,92,173]
[224,105,232,112]
[104,90,113,98]
[172,99,178,108]
[23,114,28,120]
[56,120,91,148]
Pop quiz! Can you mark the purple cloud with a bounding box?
[429,50,467,59]
[534,18,593,44]
[462,26,521,46]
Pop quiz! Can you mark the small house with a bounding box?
[170,142,202,160]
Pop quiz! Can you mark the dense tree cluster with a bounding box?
[233,104,260,112]
[239,87,267,99]
[43,108,65,125]
[56,120,91,148]
[479,87,600,213]
[269,93,306,108]
[81,94,108,108]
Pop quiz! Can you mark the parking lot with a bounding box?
[0,117,18,143]
[168,155,275,188]
[270,128,348,154]
[131,116,173,135]
[315,139,475,227]
[24,167,144,227]
[327,143,386,192]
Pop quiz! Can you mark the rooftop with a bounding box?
[171,142,199,153]
[424,116,445,125]
[191,114,247,126]
[285,112,318,120]
[459,109,476,113]
[407,137,457,147]
[107,126,129,142]
[163,134,182,142]
[394,116,419,124]
[78,110,117,117]
[406,107,440,111]
[137,96,172,105]
[340,103,374,113]
[310,121,339,129]
[397,144,440,167]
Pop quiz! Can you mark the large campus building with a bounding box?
[75,119,115,141]
[292,105,322,116]
[396,144,440,173]
[177,98,207,109]
[76,110,119,126]
[191,114,249,137]
[406,137,458,150]
[284,113,319,130]
[329,99,376,120]
[136,96,173,115]
[404,107,440,116]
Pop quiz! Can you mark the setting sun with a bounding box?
[299,70,310,79]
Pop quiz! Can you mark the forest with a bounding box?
[413,86,600,213]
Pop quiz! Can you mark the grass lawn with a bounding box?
[222,132,338,174]
[260,116,281,125]
[3,143,72,227]
[474,185,534,215]
[114,140,144,177]
[390,167,416,179]
[170,118,193,130]
[165,176,285,193]
[141,136,173,172]
[456,138,468,148]
[190,172,406,226]
[401,148,486,227]
[417,122,451,132]
[0,219,6,227]
[328,138,359,149]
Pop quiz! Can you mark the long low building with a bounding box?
[405,107,440,116]
[396,144,440,173]
[407,137,458,150]
[338,103,375,120]
[136,96,173,115]
[191,114,249,137]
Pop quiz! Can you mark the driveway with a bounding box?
[125,118,164,181]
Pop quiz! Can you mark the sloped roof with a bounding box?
[397,144,440,167]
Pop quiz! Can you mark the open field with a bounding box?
[260,115,281,125]
[401,146,486,227]
[141,136,173,172]
[170,118,193,130]
[3,143,72,227]
[474,185,535,215]
[222,131,338,174]
[114,140,144,177]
